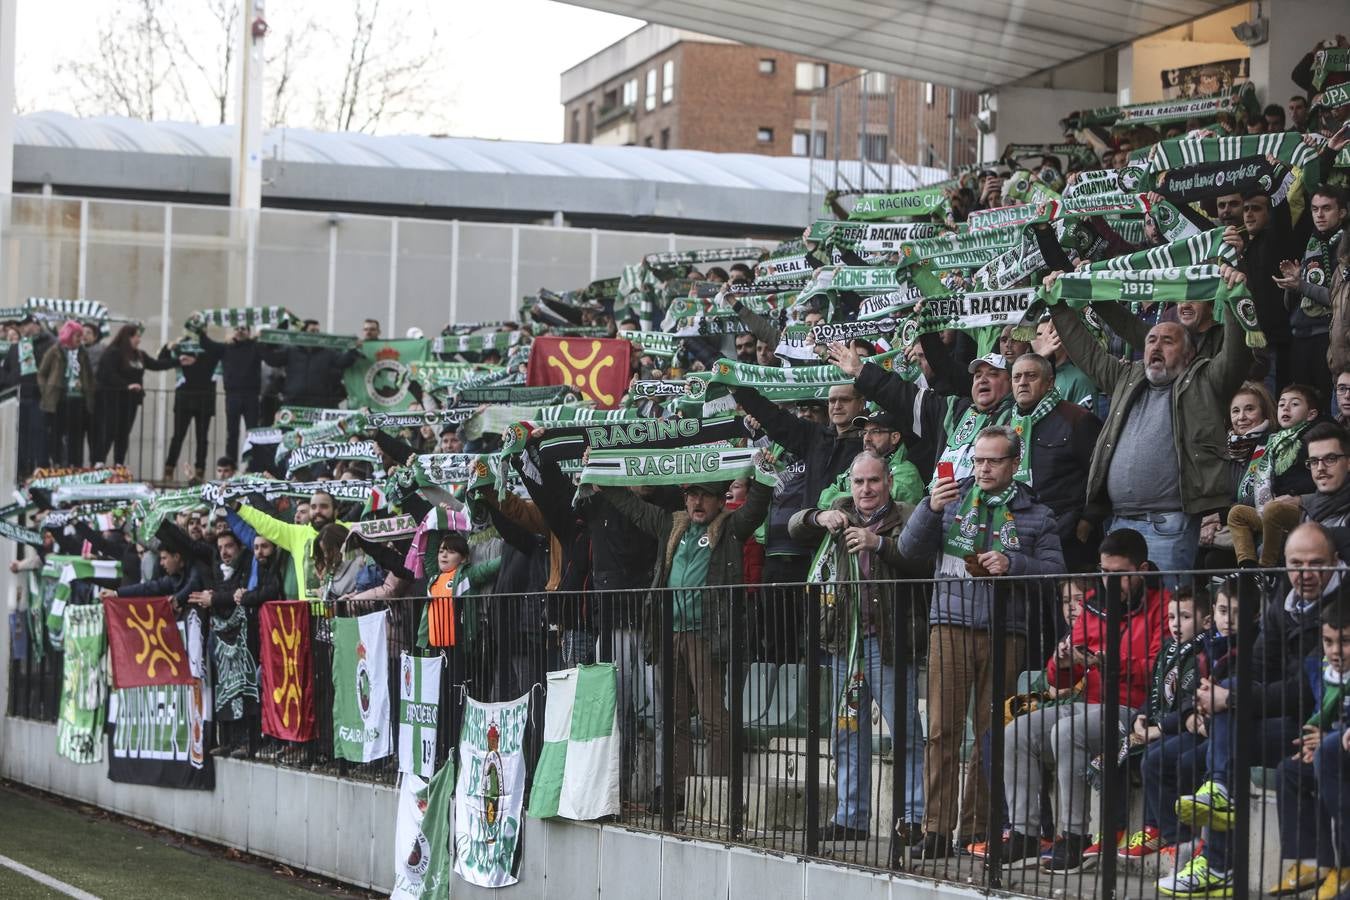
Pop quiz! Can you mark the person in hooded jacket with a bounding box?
[37,319,96,466]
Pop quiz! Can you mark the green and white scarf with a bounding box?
[906,289,1039,339]
[1087,228,1237,273]
[456,384,573,406]
[365,407,474,431]
[258,328,358,350]
[579,445,776,487]
[1302,231,1343,316]
[966,201,1058,233]
[17,337,36,377]
[28,297,109,320]
[943,482,1020,559]
[847,187,948,220]
[807,219,944,252]
[643,247,766,270]
[932,399,1013,488]
[539,414,746,463]
[897,225,1025,269]
[280,413,369,453]
[0,518,43,546]
[806,533,869,733]
[754,254,814,282]
[284,439,382,475]
[623,330,679,359]
[274,406,357,428]
[1314,84,1350,111]
[1008,388,1062,486]
[1127,131,1324,191]
[693,348,906,402]
[188,306,295,331]
[1048,265,1264,347]
[1238,421,1311,510]
[1312,48,1350,90]
[628,379,687,399]
[347,514,418,542]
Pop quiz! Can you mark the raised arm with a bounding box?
[597,485,668,540]
[731,386,815,458]
[1048,301,1130,396]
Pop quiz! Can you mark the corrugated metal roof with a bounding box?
[14,110,946,193]
[554,0,1242,91]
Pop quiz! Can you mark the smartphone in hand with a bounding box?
[937,461,955,481]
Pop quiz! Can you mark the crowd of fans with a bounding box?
[9,37,1350,900]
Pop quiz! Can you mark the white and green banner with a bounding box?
[528,664,621,821]
[56,604,107,765]
[398,653,442,779]
[391,766,454,900]
[332,611,392,763]
[454,693,530,888]
[343,338,430,413]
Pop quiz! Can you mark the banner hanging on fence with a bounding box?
[528,664,621,821]
[391,766,455,900]
[398,653,443,779]
[107,681,214,790]
[56,604,107,765]
[103,596,197,689]
[260,601,317,742]
[332,611,392,763]
[454,693,530,888]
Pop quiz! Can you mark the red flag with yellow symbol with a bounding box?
[525,336,632,409]
[259,601,317,742]
[102,596,197,689]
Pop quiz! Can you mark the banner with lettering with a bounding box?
[343,339,431,413]
[525,337,632,409]
[103,596,197,689]
[56,604,107,765]
[107,681,214,789]
[332,611,392,763]
[398,653,443,779]
[453,693,530,888]
[259,601,317,742]
[391,766,455,900]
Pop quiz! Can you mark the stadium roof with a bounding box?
[13,111,948,233]
[556,0,1244,92]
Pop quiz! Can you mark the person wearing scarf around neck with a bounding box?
[788,450,927,854]
[1228,383,1326,567]
[1267,594,1350,899]
[897,425,1063,860]
[37,319,96,467]
[1275,181,1348,396]
[1201,382,1276,569]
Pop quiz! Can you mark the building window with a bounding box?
[925,81,935,106]
[645,68,657,111]
[862,133,888,162]
[757,127,774,143]
[662,60,674,104]
[602,87,619,110]
[622,78,637,107]
[791,130,827,156]
[758,58,776,75]
[794,61,827,91]
[863,71,888,94]
[659,128,670,149]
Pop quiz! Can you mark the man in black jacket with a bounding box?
[162,338,222,481]
[260,338,361,410]
[3,316,55,475]
[198,325,264,463]
[1009,353,1104,571]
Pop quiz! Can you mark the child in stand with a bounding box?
[1268,593,1350,898]
[1122,585,1213,861]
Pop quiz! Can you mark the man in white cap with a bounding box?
[828,341,1013,486]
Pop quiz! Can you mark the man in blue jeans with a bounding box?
[1160,523,1335,896]
[789,450,927,852]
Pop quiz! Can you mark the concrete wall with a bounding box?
[981,86,1117,161]
[0,714,981,899]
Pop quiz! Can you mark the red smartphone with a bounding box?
[937,461,955,481]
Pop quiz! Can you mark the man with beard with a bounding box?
[817,411,923,507]
[1044,265,1252,573]
[234,489,342,606]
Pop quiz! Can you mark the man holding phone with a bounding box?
[897,425,1064,858]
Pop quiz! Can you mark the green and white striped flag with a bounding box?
[56,604,108,765]
[46,557,121,651]
[528,664,621,821]
[391,765,454,900]
[398,653,442,779]
[332,611,392,763]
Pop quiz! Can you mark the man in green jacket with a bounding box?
[1045,264,1251,573]
[601,470,772,813]
[817,411,924,508]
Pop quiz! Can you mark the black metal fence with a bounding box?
[8,569,1329,899]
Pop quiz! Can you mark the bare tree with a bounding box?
[158,0,239,125]
[309,0,444,134]
[59,0,180,121]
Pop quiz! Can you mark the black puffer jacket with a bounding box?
[199,332,264,393]
[1021,398,1104,544]
[260,344,359,408]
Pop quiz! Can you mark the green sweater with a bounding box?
[816,446,924,509]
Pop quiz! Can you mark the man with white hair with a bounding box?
[1043,265,1253,573]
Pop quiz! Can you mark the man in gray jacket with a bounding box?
[898,425,1065,858]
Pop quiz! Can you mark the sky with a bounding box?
[14,0,645,142]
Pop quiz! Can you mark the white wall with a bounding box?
[1249,0,1350,106]
[982,87,1117,162]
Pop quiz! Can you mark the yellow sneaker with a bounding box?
[1317,867,1350,900]
[1266,861,1321,895]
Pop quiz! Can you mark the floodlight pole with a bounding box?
[230,0,266,308]
[0,0,17,275]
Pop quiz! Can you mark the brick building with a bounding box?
[560,25,980,168]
